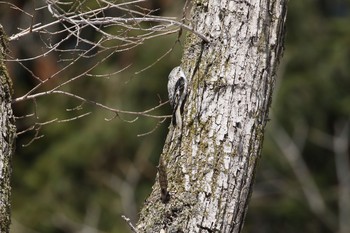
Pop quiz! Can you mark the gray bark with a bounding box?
[138,0,288,232]
[0,25,16,233]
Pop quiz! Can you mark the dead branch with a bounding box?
[14,90,171,119]
[9,1,208,43]
[20,118,58,147]
[2,0,194,140]
[57,112,91,123]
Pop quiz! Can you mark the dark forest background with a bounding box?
[1,0,349,232]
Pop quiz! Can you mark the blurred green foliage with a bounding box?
[1,0,349,232]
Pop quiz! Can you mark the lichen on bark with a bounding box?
[137,0,287,232]
[0,24,16,233]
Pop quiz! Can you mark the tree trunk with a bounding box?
[137,0,287,232]
[0,25,16,233]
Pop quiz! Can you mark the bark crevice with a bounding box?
[0,25,16,233]
[137,0,287,232]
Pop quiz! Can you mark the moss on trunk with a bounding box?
[0,24,16,233]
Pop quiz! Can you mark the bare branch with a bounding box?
[20,118,58,147]
[57,112,91,123]
[121,215,139,233]
[333,121,350,233]
[270,124,337,230]
[0,1,34,18]
[135,42,178,75]
[14,113,35,120]
[15,90,170,119]
[137,117,167,137]
[8,1,209,43]
[3,0,187,140]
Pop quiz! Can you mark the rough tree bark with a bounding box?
[137,0,287,232]
[0,25,16,233]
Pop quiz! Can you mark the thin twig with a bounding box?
[8,1,209,43]
[134,41,178,75]
[14,90,171,119]
[20,118,58,146]
[121,215,139,233]
[57,112,91,123]
[137,117,167,137]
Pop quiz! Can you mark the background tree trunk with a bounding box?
[0,25,16,233]
[137,0,288,232]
